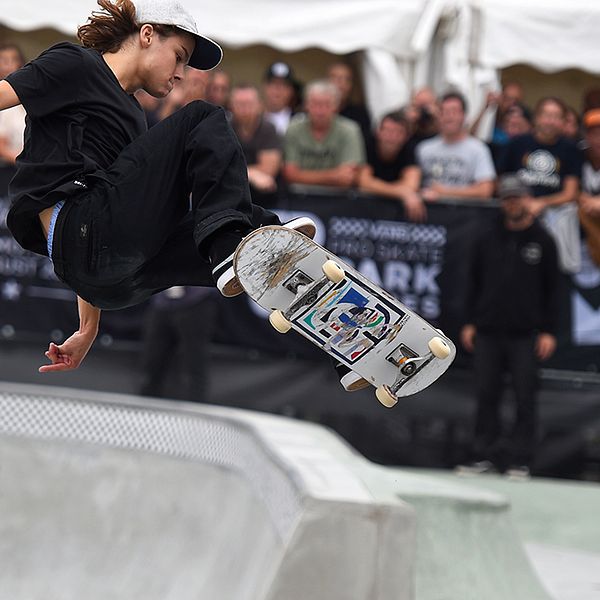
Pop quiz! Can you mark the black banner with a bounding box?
[217,192,600,371]
[1,176,600,371]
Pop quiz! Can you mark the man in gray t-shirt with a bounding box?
[416,92,496,201]
[283,80,365,189]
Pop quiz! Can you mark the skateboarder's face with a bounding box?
[139,26,196,98]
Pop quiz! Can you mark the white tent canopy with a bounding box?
[0,0,425,56]
[2,0,600,122]
[473,0,600,75]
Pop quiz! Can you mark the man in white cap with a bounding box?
[0,0,315,372]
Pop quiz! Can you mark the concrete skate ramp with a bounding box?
[0,382,553,600]
[0,382,416,600]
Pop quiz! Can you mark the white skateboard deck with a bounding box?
[234,226,456,402]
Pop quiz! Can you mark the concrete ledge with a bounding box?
[0,381,416,600]
[0,381,555,599]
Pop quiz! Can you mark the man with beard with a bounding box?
[458,174,559,479]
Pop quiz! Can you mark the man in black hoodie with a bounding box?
[458,174,559,478]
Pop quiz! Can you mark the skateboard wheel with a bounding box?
[269,310,292,334]
[376,385,398,408]
[322,260,345,283]
[428,336,451,359]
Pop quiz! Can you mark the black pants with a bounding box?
[52,101,279,310]
[472,332,539,467]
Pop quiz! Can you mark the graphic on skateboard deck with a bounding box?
[234,226,456,407]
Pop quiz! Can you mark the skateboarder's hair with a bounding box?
[78,0,180,55]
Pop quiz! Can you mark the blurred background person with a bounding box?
[139,287,219,402]
[458,174,559,478]
[470,82,526,143]
[359,111,425,221]
[229,83,282,197]
[579,109,600,267]
[205,68,231,108]
[582,87,600,114]
[490,104,533,170]
[500,96,582,272]
[403,86,440,143]
[283,79,365,189]
[157,67,210,121]
[501,104,532,139]
[417,91,496,201]
[0,43,26,166]
[263,61,300,136]
[563,105,583,145]
[327,61,371,140]
[182,68,210,105]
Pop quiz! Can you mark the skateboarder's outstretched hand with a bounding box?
[39,332,96,373]
[39,297,101,373]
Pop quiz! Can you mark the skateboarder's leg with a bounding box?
[209,207,317,297]
[53,100,313,305]
[102,100,315,296]
[99,101,258,262]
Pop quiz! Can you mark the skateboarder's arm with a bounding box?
[0,80,21,112]
[39,297,101,373]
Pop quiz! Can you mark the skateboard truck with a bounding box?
[376,338,451,407]
[280,261,344,320]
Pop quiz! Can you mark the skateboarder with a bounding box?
[0,0,315,372]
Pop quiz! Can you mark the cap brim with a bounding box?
[179,28,223,70]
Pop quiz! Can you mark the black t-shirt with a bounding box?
[5,42,147,255]
[499,133,582,197]
[365,137,416,182]
[232,117,282,166]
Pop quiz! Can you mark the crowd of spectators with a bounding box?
[2,42,600,474]
[92,55,597,277]
[3,43,600,272]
